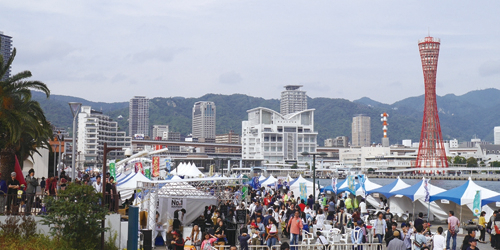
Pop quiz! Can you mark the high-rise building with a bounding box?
[352,114,371,147]
[495,127,500,145]
[280,85,307,115]
[216,130,241,154]
[129,96,149,138]
[324,136,349,148]
[415,36,448,169]
[0,32,13,80]
[192,101,216,139]
[77,106,131,169]
[152,125,169,140]
[242,107,317,163]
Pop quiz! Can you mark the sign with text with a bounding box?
[152,156,160,177]
[300,183,307,201]
[109,162,116,181]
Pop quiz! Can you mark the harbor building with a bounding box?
[242,107,318,164]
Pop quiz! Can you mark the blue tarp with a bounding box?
[482,195,500,207]
[366,178,403,198]
[320,179,346,193]
[259,176,270,185]
[428,181,470,205]
[391,180,423,201]
[117,173,135,185]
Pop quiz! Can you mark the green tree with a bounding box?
[0,46,52,179]
[453,156,467,165]
[466,157,478,168]
[291,163,298,169]
[490,161,500,167]
[42,184,108,250]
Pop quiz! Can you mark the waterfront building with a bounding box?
[280,85,307,115]
[78,106,131,169]
[0,31,13,80]
[352,114,371,147]
[216,130,241,154]
[129,96,149,138]
[324,136,349,148]
[495,127,500,145]
[152,125,169,140]
[241,107,317,164]
[192,101,216,139]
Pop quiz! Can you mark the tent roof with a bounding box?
[366,177,410,198]
[391,178,446,201]
[290,175,312,187]
[261,175,278,186]
[430,177,500,205]
[355,177,382,196]
[482,195,500,207]
[116,172,151,190]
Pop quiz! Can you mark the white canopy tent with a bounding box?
[116,172,151,202]
[261,175,278,186]
[290,175,321,199]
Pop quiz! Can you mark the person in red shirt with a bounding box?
[263,194,271,208]
[287,211,303,250]
[298,199,306,212]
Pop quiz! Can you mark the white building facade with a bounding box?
[495,127,500,145]
[129,96,149,137]
[192,101,216,139]
[78,106,132,169]
[152,125,169,140]
[242,107,317,164]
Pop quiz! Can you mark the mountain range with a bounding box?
[32,88,500,146]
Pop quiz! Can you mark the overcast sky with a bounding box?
[2,1,500,103]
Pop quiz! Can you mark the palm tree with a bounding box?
[0,46,52,180]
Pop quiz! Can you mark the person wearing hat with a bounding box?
[0,172,7,214]
[170,230,185,250]
[6,172,20,214]
[462,229,477,250]
[25,168,38,215]
[387,230,406,250]
[467,238,479,250]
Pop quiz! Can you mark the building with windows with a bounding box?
[280,85,307,115]
[216,130,241,153]
[129,96,149,137]
[77,106,131,169]
[495,127,500,145]
[324,136,349,148]
[352,114,371,147]
[192,101,216,139]
[242,107,317,164]
[0,32,13,80]
[152,125,169,140]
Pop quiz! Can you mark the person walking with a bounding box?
[373,211,387,244]
[447,210,460,250]
[25,169,38,215]
[433,227,446,250]
[6,172,20,215]
[479,211,486,243]
[287,211,303,250]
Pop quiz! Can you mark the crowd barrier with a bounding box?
[210,242,383,250]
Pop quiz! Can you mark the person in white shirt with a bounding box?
[433,227,446,250]
[93,176,102,192]
[359,199,368,216]
[315,209,326,230]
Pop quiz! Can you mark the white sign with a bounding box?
[159,197,187,226]
[441,199,449,204]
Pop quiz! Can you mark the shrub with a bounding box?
[41,183,108,250]
[0,216,21,237]
[19,216,37,239]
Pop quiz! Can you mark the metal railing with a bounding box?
[209,243,383,250]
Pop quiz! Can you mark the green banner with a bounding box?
[145,168,151,179]
[473,190,481,216]
[109,162,116,181]
[242,186,248,200]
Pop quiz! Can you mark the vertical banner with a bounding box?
[300,183,307,201]
[241,186,248,200]
[423,178,430,202]
[332,178,338,194]
[135,162,144,175]
[347,175,355,194]
[109,162,116,181]
[228,159,231,175]
[473,190,481,216]
[358,174,366,197]
[145,169,151,179]
[152,156,160,177]
[252,177,261,189]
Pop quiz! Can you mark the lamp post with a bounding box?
[101,142,122,250]
[301,151,327,199]
[69,102,82,181]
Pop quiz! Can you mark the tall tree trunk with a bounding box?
[0,147,16,181]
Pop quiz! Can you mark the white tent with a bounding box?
[290,175,321,199]
[259,173,266,181]
[261,175,278,186]
[356,177,382,197]
[367,176,410,198]
[116,172,151,202]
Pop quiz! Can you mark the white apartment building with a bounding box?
[352,114,371,147]
[192,101,216,139]
[495,127,500,145]
[129,96,149,137]
[77,106,131,169]
[280,85,307,116]
[242,107,318,164]
[152,125,169,140]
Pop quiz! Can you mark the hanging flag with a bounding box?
[347,175,355,194]
[241,186,248,200]
[252,177,260,189]
[300,183,307,201]
[145,169,151,179]
[473,190,481,216]
[152,156,160,177]
[358,174,366,197]
[14,156,27,189]
[423,179,430,202]
[109,162,116,180]
[135,162,144,175]
[332,178,338,194]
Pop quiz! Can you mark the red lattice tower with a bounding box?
[416,36,448,170]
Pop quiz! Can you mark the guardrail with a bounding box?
[209,243,383,250]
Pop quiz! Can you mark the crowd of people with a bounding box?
[0,169,125,215]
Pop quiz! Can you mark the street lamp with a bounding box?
[301,151,327,199]
[69,102,82,181]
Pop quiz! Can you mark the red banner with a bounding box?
[152,156,160,177]
[135,162,144,175]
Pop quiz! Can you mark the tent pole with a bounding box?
[460,205,463,233]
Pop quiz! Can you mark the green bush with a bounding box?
[42,183,108,250]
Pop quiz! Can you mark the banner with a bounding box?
[358,174,366,197]
[332,178,338,194]
[241,186,248,200]
[159,197,187,226]
[300,183,307,201]
[152,156,160,177]
[145,168,151,179]
[251,177,261,189]
[347,175,355,194]
[423,179,430,202]
[135,162,144,175]
[160,158,171,172]
[109,162,116,181]
[473,190,481,216]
